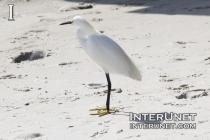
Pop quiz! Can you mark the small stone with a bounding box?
[116,129,123,134]
[167,79,174,82]
[177,41,186,44]
[116,88,122,93]
[91,18,103,22]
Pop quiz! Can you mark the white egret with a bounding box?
[60,16,142,116]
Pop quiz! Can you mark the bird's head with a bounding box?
[60,16,90,27]
[60,16,96,35]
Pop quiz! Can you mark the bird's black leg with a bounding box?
[89,73,114,116]
[105,73,111,112]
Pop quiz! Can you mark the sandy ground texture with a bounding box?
[0,0,210,139]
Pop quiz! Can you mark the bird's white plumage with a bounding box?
[74,16,142,81]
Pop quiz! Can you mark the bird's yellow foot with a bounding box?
[90,107,115,117]
[90,107,107,111]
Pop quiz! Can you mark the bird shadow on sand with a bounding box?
[114,111,173,124]
[63,0,210,16]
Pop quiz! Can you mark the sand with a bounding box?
[0,0,210,139]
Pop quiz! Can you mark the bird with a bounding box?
[60,16,142,116]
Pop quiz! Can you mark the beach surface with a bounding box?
[0,0,210,139]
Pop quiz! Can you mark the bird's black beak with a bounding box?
[60,21,72,25]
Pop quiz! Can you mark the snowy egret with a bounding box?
[60,16,142,116]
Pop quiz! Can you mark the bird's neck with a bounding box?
[80,23,97,37]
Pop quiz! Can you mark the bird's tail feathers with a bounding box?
[128,58,143,81]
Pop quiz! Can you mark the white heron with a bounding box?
[60,16,142,116]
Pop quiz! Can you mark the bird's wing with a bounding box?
[86,34,142,81]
